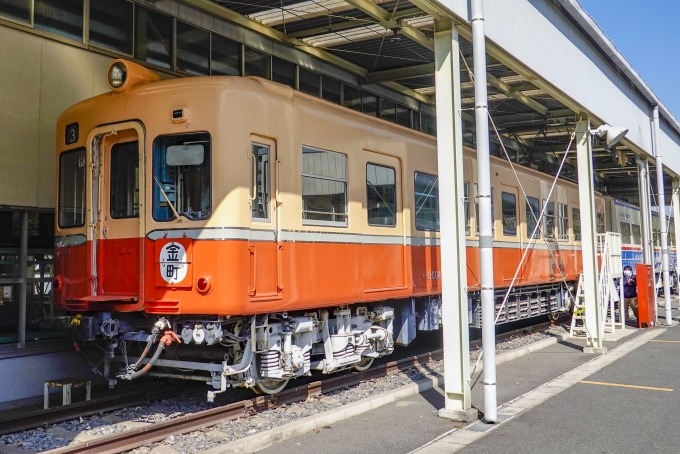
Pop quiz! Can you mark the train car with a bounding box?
[54,60,597,397]
[605,198,677,290]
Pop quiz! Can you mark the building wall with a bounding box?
[0,25,115,208]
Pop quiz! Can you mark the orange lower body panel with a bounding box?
[54,237,582,315]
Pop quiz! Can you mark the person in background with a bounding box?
[623,265,638,320]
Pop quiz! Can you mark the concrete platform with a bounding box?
[253,306,680,454]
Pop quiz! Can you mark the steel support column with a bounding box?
[18,210,28,349]
[434,19,477,423]
[471,0,497,423]
[576,116,605,352]
[672,179,680,297]
[637,158,653,265]
[652,106,673,325]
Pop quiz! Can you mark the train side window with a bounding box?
[251,144,270,221]
[501,192,517,236]
[464,182,470,236]
[414,172,439,231]
[302,147,347,227]
[366,164,396,227]
[653,229,660,247]
[58,148,86,228]
[596,212,605,233]
[631,224,641,245]
[557,203,569,241]
[620,222,631,243]
[543,200,555,238]
[526,197,540,239]
[474,184,494,236]
[572,208,581,241]
[152,132,211,222]
[670,224,676,246]
[110,142,139,219]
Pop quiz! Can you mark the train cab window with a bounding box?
[251,144,270,221]
[423,114,436,136]
[302,147,347,226]
[110,142,139,219]
[396,104,411,127]
[211,35,241,76]
[631,224,641,245]
[464,182,471,236]
[596,212,605,233]
[366,164,396,227]
[543,200,555,238]
[501,192,517,236]
[58,148,86,228]
[620,222,631,244]
[557,203,569,241]
[572,208,581,241]
[475,185,494,236]
[152,132,211,222]
[526,197,540,240]
[414,172,439,231]
[244,47,271,79]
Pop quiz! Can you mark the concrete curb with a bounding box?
[413,328,663,454]
[199,333,570,454]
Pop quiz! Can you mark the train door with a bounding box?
[248,136,280,299]
[88,122,145,301]
[499,184,521,283]
[363,151,406,291]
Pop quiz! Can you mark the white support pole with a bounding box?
[652,106,673,325]
[637,157,657,322]
[470,0,497,423]
[576,116,605,353]
[637,158,653,266]
[672,179,680,298]
[434,20,477,423]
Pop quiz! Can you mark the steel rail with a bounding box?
[46,350,443,454]
[0,383,204,436]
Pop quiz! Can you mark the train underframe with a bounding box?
[71,283,572,400]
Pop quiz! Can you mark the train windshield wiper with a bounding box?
[153,176,182,222]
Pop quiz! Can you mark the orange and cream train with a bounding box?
[55,60,593,396]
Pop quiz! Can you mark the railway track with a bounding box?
[0,317,566,453]
[45,350,443,454]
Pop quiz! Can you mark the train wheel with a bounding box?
[352,357,374,372]
[548,311,561,322]
[254,378,289,395]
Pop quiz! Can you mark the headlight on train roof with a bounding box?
[108,62,127,89]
